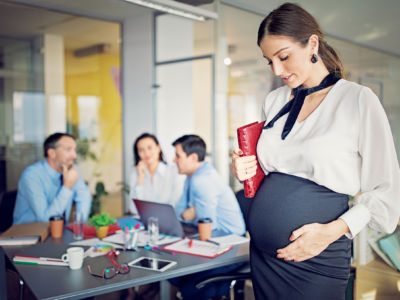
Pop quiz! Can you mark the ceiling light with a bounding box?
[224,57,232,66]
[124,0,218,21]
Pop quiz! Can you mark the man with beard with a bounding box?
[13,133,91,224]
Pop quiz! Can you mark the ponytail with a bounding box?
[319,40,345,79]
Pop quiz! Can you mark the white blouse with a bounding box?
[128,162,185,214]
[257,79,400,238]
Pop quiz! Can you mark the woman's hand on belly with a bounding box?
[276,219,350,262]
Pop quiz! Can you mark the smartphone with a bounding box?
[128,256,176,272]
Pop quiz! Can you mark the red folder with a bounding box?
[237,121,266,198]
[66,224,120,239]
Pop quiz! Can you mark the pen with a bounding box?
[188,238,193,248]
[144,245,162,255]
[206,239,220,246]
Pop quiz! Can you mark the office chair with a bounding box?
[196,189,252,300]
[0,190,17,233]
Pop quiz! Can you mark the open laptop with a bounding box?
[133,199,197,238]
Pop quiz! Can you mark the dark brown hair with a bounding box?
[44,132,75,157]
[133,133,165,166]
[257,2,344,78]
[172,134,206,162]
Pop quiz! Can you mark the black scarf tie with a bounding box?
[263,73,340,140]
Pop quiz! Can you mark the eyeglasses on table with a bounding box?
[88,249,130,279]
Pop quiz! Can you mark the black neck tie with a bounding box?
[264,73,340,140]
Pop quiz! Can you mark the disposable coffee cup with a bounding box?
[49,215,64,239]
[198,218,212,241]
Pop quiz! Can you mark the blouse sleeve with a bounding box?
[340,87,400,238]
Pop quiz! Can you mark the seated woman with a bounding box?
[127,132,184,214]
[124,133,184,300]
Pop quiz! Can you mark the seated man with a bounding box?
[171,134,245,299]
[13,133,91,224]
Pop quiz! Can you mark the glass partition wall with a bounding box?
[0,2,122,217]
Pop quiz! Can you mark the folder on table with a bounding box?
[162,238,233,258]
[0,222,49,245]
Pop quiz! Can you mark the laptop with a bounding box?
[133,199,197,238]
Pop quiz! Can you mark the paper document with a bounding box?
[163,238,233,258]
[209,234,249,246]
[69,237,121,249]
[103,230,181,246]
[0,235,40,246]
[13,255,68,267]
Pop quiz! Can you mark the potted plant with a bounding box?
[88,212,116,239]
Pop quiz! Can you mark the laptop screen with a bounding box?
[133,199,185,237]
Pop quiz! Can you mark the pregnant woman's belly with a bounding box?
[248,172,349,254]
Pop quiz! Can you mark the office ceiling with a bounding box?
[0,0,399,60]
[224,0,400,58]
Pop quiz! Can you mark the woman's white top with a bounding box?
[128,162,185,214]
[257,79,400,238]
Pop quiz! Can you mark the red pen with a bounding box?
[188,238,193,248]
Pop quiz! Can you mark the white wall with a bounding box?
[122,13,154,211]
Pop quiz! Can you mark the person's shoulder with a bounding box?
[22,160,45,176]
[335,79,380,106]
[334,79,374,97]
[266,85,290,102]
[192,162,219,184]
[19,161,45,186]
[263,85,291,113]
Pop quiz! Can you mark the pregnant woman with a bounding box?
[231,3,400,300]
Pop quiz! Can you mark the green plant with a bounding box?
[90,182,108,217]
[88,212,116,228]
[68,123,107,217]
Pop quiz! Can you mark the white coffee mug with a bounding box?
[61,247,84,270]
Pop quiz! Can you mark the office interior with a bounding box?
[0,0,400,298]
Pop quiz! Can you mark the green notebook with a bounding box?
[378,230,400,271]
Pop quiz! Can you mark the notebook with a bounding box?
[163,238,233,258]
[133,199,197,238]
[237,121,266,198]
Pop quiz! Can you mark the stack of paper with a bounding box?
[0,222,49,245]
[13,255,68,266]
[0,235,40,246]
[102,230,181,246]
[208,234,249,247]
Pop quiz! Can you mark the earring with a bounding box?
[311,53,318,63]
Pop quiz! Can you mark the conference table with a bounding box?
[1,228,250,300]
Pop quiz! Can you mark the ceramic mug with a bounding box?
[61,247,84,270]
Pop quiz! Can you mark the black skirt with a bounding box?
[248,172,351,300]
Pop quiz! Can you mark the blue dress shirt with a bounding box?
[175,162,245,235]
[13,160,92,224]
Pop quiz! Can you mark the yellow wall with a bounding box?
[64,50,122,199]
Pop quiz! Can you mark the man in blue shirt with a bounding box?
[171,134,245,300]
[13,133,91,224]
[174,135,245,236]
